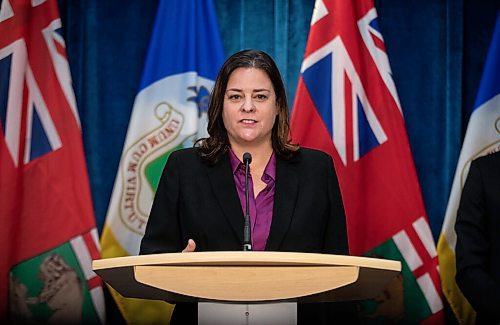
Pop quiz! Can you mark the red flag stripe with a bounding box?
[87,275,102,290]
[370,32,386,52]
[83,229,101,261]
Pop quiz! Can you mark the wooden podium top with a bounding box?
[93,251,401,303]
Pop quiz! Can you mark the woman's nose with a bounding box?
[240,97,255,112]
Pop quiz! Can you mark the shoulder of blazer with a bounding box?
[169,147,200,161]
[474,150,500,171]
[170,147,233,169]
[167,147,212,169]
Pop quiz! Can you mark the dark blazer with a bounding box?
[140,147,353,324]
[455,151,500,325]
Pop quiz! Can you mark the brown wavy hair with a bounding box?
[197,49,298,164]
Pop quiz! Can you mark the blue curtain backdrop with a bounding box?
[55,0,498,241]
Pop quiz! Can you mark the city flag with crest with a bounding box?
[291,0,443,323]
[0,0,104,323]
[99,0,225,323]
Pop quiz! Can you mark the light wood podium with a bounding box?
[93,252,401,324]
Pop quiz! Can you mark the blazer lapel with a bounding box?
[266,154,299,250]
[207,154,244,244]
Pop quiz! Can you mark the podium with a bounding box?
[93,251,401,323]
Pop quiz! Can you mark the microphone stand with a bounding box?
[242,152,252,251]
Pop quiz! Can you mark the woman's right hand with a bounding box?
[182,239,196,253]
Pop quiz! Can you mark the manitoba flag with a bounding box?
[291,1,443,323]
[0,0,104,322]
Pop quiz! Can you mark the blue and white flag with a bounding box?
[438,12,500,325]
[100,0,224,323]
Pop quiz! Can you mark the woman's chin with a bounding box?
[233,136,263,146]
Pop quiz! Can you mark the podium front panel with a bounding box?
[92,252,402,303]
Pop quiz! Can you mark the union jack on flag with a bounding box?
[1,20,70,166]
[0,0,104,322]
[300,34,388,165]
[291,0,443,323]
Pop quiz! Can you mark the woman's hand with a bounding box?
[182,239,196,252]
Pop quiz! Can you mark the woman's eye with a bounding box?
[228,94,241,101]
[255,94,268,101]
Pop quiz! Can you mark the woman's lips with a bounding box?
[240,119,257,124]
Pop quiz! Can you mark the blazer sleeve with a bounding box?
[322,154,349,255]
[455,158,500,317]
[140,151,183,254]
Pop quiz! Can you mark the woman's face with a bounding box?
[222,67,278,148]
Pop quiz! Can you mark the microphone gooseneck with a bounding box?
[242,152,252,251]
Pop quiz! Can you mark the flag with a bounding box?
[99,0,225,323]
[291,0,443,323]
[437,13,500,325]
[0,0,105,323]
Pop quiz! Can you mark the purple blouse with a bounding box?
[228,149,276,251]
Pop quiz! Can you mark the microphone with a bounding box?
[242,152,252,251]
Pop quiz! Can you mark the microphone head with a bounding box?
[243,152,252,164]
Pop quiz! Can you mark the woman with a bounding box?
[140,49,353,324]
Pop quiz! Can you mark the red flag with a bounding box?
[0,0,104,322]
[291,0,443,322]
